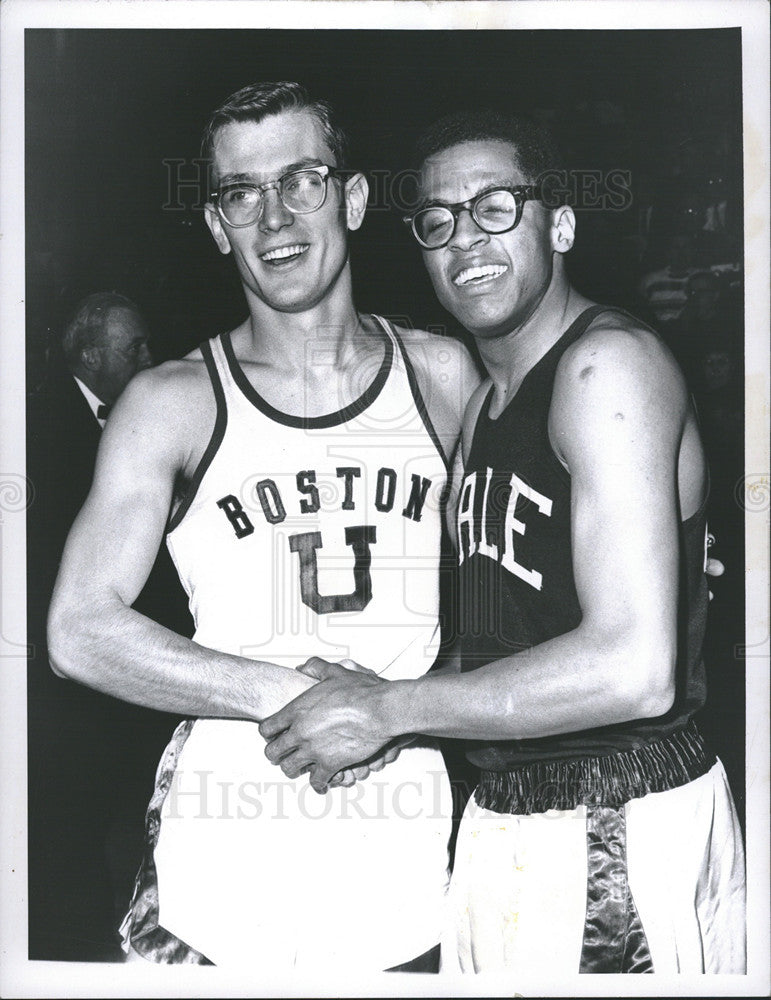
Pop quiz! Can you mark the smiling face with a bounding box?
[204,109,366,315]
[418,140,559,340]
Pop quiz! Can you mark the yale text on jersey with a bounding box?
[457,465,553,592]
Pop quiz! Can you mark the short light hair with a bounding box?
[201,81,350,185]
[62,292,141,369]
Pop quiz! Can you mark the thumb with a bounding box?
[339,657,378,676]
[705,556,725,578]
[297,657,344,681]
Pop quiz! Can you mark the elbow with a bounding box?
[48,587,126,687]
[49,656,68,680]
[47,599,73,679]
[47,593,88,682]
[620,638,677,721]
[585,618,676,723]
[634,673,675,720]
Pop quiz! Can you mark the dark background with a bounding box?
[25,25,746,935]
[26,28,743,367]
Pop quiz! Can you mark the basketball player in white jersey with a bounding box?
[48,82,480,970]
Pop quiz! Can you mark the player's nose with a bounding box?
[259,188,294,232]
[449,207,490,252]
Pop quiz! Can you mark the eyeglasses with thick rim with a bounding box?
[211,164,351,229]
[403,184,542,250]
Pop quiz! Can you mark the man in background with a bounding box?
[30,292,153,558]
[27,292,190,961]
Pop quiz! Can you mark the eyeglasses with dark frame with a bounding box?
[403,184,542,250]
[211,164,351,228]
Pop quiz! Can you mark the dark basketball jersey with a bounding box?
[457,305,710,770]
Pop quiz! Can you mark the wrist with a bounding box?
[371,678,416,740]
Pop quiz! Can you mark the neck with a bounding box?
[476,274,591,400]
[240,266,362,367]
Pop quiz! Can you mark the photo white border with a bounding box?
[1,1,768,997]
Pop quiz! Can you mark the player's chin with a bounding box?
[457,308,515,341]
[269,285,334,315]
[439,286,506,332]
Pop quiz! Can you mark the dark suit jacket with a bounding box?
[27,372,193,723]
[26,370,192,961]
[27,373,101,594]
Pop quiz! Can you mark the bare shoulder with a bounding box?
[550,309,689,466]
[394,324,481,414]
[396,324,476,373]
[101,353,217,476]
[392,323,482,458]
[111,354,212,423]
[559,309,684,390]
[549,311,690,433]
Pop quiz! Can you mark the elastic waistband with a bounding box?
[474,721,715,814]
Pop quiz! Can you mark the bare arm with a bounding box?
[48,367,314,721]
[260,327,697,786]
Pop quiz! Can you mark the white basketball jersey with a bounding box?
[130,318,454,971]
[167,316,448,678]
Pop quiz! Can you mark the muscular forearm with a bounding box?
[47,593,314,722]
[377,624,675,743]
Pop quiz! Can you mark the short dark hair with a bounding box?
[62,292,141,368]
[414,109,563,183]
[201,81,350,184]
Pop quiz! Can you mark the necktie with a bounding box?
[97,403,111,420]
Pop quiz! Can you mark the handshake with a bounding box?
[259,656,410,793]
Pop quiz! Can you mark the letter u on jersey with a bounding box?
[289,526,377,613]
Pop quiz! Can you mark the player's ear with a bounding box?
[344,172,369,232]
[204,203,232,255]
[551,205,576,255]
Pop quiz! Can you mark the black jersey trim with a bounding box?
[165,339,228,535]
[381,318,451,473]
[469,384,496,466]
[480,304,613,429]
[221,321,393,429]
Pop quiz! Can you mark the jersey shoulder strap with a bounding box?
[371,316,451,470]
[165,336,229,534]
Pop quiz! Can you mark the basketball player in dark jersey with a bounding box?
[261,111,746,974]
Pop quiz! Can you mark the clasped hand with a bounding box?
[259,657,397,793]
